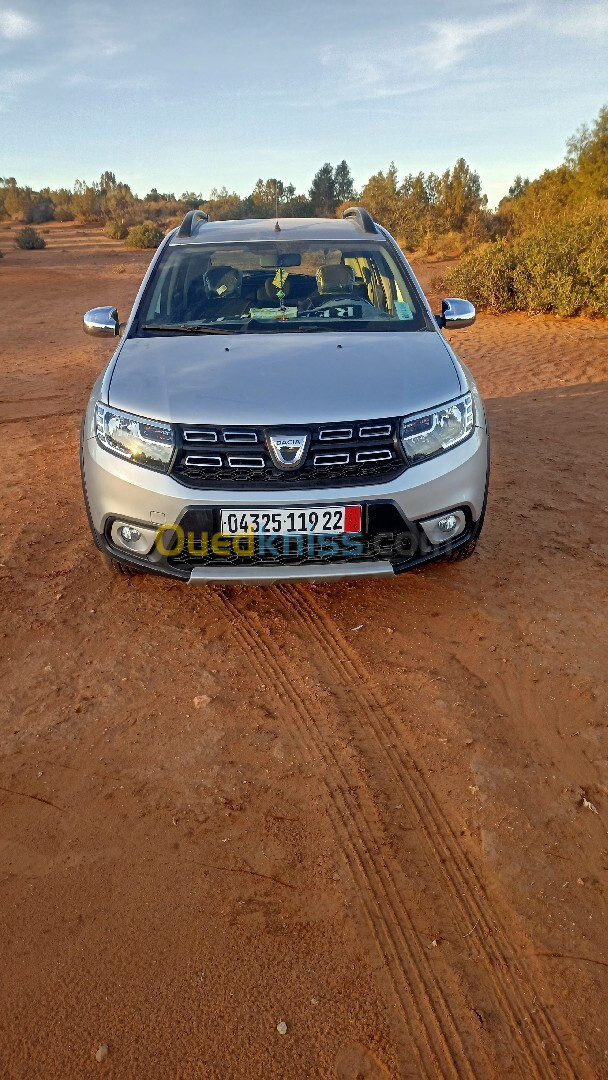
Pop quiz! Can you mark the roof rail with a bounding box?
[341,206,377,235]
[178,209,210,238]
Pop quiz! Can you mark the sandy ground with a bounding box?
[0,221,606,1079]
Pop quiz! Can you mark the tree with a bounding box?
[180,191,204,209]
[309,163,337,217]
[145,189,176,203]
[495,106,608,234]
[26,198,54,224]
[249,177,282,215]
[567,104,608,199]
[359,164,402,234]
[507,176,530,199]
[398,171,439,248]
[202,187,246,220]
[73,179,102,222]
[432,158,487,232]
[498,164,577,232]
[247,178,303,217]
[333,160,356,204]
[99,170,118,192]
[3,182,33,221]
[105,182,134,221]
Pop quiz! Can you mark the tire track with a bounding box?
[273,583,580,1078]
[217,593,483,1079]
[280,584,577,1074]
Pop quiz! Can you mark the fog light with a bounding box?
[437,514,458,535]
[111,520,161,555]
[419,509,466,545]
[119,525,141,544]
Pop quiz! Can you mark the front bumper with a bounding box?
[82,421,489,583]
[187,561,395,585]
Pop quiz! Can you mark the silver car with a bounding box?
[81,207,489,584]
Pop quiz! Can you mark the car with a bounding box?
[81,207,489,584]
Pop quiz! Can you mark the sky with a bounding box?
[1,0,607,207]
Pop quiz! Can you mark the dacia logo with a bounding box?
[267,431,309,470]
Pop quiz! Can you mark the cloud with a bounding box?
[318,4,535,103]
[422,7,535,73]
[0,7,36,39]
[550,2,608,38]
[0,2,135,109]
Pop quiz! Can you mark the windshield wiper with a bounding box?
[292,323,339,332]
[244,319,335,333]
[141,323,238,335]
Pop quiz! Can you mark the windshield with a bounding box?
[136,239,428,334]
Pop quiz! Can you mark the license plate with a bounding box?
[220,505,362,535]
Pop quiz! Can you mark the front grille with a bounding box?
[168,534,412,570]
[171,419,406,489]
[166,502,417,571]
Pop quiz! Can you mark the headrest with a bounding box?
[204,265,242,299]
[316,264,355,295]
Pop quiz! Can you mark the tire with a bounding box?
[444,537,478,562]
[99,552,144,576]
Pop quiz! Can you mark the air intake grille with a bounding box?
[171,419,406,489]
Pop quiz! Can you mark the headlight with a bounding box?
[400,393,474,464]
[94,403,174,472]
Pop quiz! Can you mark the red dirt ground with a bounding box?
[0,222,606,1079]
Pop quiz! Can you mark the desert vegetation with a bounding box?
[439,106,608,316]
[14,225,46,250]
[2,106,606,315]
[124,221,164,249]
[441,211,608,317]
[103,220,129,240]
[0,158,485,249]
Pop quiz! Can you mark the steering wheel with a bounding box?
[301,296,379,317]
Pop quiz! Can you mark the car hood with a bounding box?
[107,331,464,425]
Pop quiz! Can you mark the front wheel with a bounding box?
[443,537,478,562]
[98,552,144,576]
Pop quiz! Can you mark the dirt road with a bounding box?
[0,223,606,1078]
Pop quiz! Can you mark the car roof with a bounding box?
[169,216,388,246]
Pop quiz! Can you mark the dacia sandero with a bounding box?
[81,207,489,583]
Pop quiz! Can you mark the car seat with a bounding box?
[204,266,242,300]
[316,264,356,296]
[185,265,244,321]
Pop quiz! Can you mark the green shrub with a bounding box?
[26,200,54,224]
[54,205,74,222]
[15,226,46,250]
[124,221,164,249]
[104,219,129,240]
[437,212,608,316]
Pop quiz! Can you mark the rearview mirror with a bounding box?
[437,297,476,330]
[83,306,119,337]
[259,253,302,268]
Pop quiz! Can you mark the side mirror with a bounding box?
[437,297,476,330]
[83,306,119,337]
